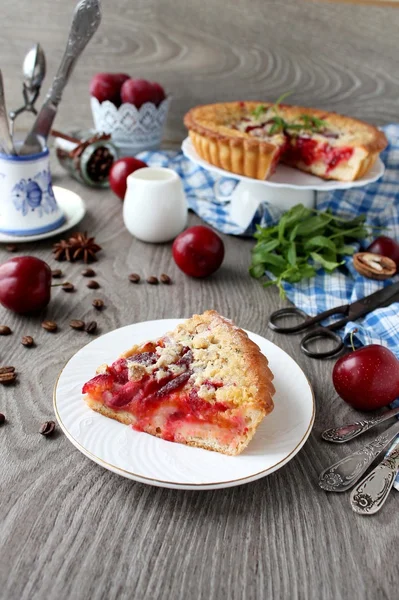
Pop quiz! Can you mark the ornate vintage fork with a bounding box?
[318,420,399,492]
[322,406,399,443]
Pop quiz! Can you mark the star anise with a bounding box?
[68,231,102,263]
[52,239,73,262]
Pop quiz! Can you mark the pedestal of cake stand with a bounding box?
[228,180,316,230]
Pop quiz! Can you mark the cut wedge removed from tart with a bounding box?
[184,101,387,182]
[82,310,275,456]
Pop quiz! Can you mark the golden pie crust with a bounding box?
[184,102,387,181]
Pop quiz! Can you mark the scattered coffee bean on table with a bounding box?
[51,269,63,279]
[41,320,58,332]
[0,413,5,425]
[92,299,104,310]
[87,280,100,289]
[0,367,16,384]
[128,273,140,283]
[70,320,85,331]
[62,282,75,292]
[147,276,159,285]
[85,321,98,334]
[39,421,56,436]
[82,268,96,277]
[160,273,172,284]
[6,244,17,252]
[21,336,34,347]
[0,325,12,336]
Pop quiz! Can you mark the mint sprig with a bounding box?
[250,92,326,135]
[250,204,379,298]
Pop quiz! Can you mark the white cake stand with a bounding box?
[182,137,385,230]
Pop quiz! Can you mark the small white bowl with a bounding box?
[91,96,171,156]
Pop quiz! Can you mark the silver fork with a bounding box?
[321,406,399,443]
[318,420,399,492]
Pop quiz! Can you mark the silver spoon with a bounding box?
[318,420,399,493]
[0,70,16,154]
[350,441,399,515]
[19,0,101,156]
[9,44,46,137]
[322,406,399,443]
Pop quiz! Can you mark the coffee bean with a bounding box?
[62,282,75,292]
[6,244,17,252]
[51,269,63,279]
[87,280,100,289]
[70,319,85,331]
[92,299,104,310]
[85,321,98,334]
[39,421,56,436]
[0,325,12,336]
[41,320,58,332]
[21,336,34,347]
[0,370,16,384]
[160,273,172,284]
[82,268,96,277]
[0,366,15,374]
[146,276,159,285]
[128,273,140,283]
[0,413,5,425]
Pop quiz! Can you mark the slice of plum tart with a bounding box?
[82,310,275,456]
[184,101,387,182]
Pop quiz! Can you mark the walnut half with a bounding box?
[353,252,396,280]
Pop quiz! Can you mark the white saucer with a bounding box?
[54,319,315,490]
[0,186,86,243]
[182,137,385,191]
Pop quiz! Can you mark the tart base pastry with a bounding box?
[82,310,275,456]
[184,102,387,182]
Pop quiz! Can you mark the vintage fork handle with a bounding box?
[19,0,101,154]
[318,421,399,492]
[350,445,399,515]
[322,406,399,443]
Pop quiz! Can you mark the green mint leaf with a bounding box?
[304,235,337,252]
[336,245,356,256]
[249,264,266,279]
[287,242,297,266]
[259,253,288,271]
[274,91,292,109]
[252,104,267,119]
[252,238,280,253]
[298,263,317,279]
[310,252,344,272]
[296,215,333,237]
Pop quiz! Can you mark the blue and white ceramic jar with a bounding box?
[0,148,65,236]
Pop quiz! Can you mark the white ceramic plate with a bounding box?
[54,319,315,490]
[0,186,86,243]
[182,137,385,191]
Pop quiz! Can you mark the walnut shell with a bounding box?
[353,252,396,280]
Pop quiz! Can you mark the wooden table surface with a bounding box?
[0,157,397,600]
[1,0,399,596]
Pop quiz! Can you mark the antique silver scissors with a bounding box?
[269,281,399,359]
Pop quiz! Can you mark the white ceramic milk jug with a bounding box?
[123,167,188,243]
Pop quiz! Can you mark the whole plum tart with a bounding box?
[184,101,387,181]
